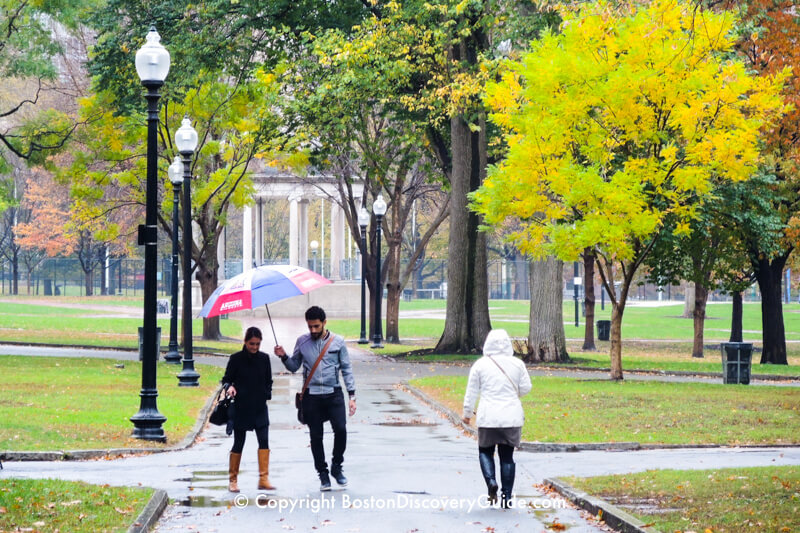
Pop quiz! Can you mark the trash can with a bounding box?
[597,320,611,341]
[44,279,53,296]
[138,326,162,362]
[720,342,753,385]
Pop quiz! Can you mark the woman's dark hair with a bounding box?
[244,326,263,342]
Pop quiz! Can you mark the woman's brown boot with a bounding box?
[228,452,242,492]
[257,449,275,490]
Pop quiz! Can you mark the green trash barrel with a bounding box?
[720,342,753,385]
[597,320,611,341]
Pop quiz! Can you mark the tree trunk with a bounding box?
[582,249,596,351]
[434,113,491,353]
[198,265,221,340]
[11,246,18,295]
[729,290,743,342]
[608,269,635,381]
[385,230,402,343]
[692,283,709,358]
[754,255,788,364]
[682,281,695,318]
[526,256,569,362]
[84,269,93,296]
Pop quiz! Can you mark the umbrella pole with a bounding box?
[264,304,279,346]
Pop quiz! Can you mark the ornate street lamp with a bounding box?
[130,27,169,441]
[357,206,370,344]
[371,194,387,348]
[164,156,183,364]
[175,117,200,386]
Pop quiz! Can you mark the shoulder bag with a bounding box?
[209,387,234,426]
[295,335,335,424]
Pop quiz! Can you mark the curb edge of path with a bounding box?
[401,381,800,452]
[127,489,168,533]
[0,387,219,462]
[544,477,662,533]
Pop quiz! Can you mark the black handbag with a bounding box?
[296,336,334,424]
[210,389,233,426]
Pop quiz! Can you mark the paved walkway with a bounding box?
[2,317,800,532]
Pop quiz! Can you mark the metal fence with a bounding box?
[1,256,776,303]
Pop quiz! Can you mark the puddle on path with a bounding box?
[175,495,231,508]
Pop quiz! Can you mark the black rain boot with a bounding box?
[478,450,499,505]
[500,462,515,509]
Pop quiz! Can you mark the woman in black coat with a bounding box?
[222,327,274,492]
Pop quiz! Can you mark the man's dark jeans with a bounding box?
[303,389,347,474]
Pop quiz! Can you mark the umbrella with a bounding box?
[199,264,331,343]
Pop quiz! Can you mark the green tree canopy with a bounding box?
[472,0,788,379]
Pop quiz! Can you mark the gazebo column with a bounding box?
[217,226,226,281]
[242,205,253,272]
[289,196,299,266]
[298,199,309,269]
[256,198,264,266]
[330,202,345,280]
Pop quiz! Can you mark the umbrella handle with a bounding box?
[264,304,279,346]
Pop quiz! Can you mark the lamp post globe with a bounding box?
[357,206,370,344]
[371,194,387,348]
[130,27,169,442]
[175,117,200,387]
[164,157,183,364]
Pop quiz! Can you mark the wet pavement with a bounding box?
[2,317,800,532]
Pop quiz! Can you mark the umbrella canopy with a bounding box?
[200,264,331,318]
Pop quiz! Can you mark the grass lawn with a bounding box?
[562,465,800,533]
[0,301,242,352]
[410,375,800,445]
[395,341,800,377]
[0,478,153,532]
[0,356,223,451]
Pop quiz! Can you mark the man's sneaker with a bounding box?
[319,471,331,492]
[331,467,348,487]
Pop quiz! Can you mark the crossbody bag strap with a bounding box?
[488,356,520,395]
[299,335,335,400]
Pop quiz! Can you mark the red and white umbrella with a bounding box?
[200,264,331,342]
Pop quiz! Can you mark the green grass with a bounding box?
[0,301,242,351]
[329,301,800,343]
[563,465,800,533]
[395,341,800,377]
[0,356,223,451]
[0,478,153,532]
[411,375,800,445]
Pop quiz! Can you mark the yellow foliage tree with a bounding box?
[472,0,788,379]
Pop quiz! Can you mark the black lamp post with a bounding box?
[371,194,386,349]
[130,27,169,441]
[357,206,369,344]
[175,117,200,386]
[164,156,183,364]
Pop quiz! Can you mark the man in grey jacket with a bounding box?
[275,306,356,491]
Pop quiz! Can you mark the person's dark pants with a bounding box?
[479,444,515,503]
[304,390,347,474]
[231,426,269,453]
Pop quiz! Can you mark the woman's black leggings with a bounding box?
[479,443,514,463]
[231,426,269,453]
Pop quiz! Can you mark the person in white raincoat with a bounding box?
[462,329,532,508]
